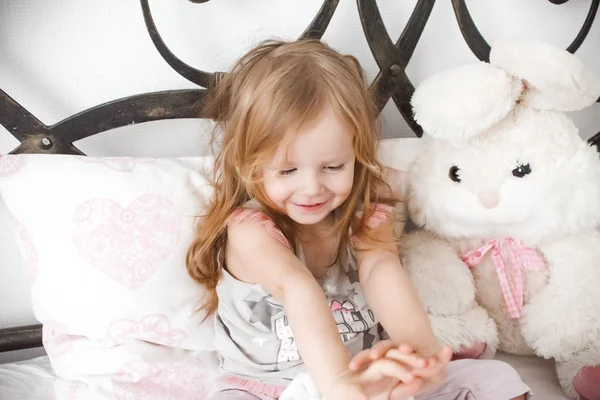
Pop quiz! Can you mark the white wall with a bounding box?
[1,0,599,363]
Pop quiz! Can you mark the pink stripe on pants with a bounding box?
[214,375,286,399]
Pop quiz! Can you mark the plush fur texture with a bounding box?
[491,37,600,112]
[411,63,523,143]
[400,39,600,399]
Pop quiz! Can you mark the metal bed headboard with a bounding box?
[0,0,598,353]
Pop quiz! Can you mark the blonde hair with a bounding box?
[187,39,394,316]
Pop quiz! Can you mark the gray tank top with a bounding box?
[213,203,380,387]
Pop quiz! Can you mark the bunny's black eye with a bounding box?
[449,165,461,183]
[512,163,532,178]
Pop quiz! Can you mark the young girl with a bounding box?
[187,39,531,400]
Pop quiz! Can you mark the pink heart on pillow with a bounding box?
[113,359,208,399]
[0,155,25,177]
[72,194,181,291]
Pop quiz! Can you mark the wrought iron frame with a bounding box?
[0,0,598,353]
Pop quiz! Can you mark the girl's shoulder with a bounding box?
[226,200,290,250]
[223,201,307,295]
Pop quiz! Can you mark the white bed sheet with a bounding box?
[0,353,566,400]
[0,356,55,400]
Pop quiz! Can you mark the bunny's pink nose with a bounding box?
[478,191,500,209]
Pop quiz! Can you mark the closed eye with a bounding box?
[278,168,297,176]
[325,164,345,172]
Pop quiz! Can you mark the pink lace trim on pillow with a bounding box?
[226,208,291,249]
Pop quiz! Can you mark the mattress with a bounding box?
[0,353,567,399]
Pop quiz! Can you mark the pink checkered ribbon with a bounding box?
[462,238,546,319]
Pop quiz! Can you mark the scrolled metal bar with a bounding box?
[453,0,599,60]
[357,0,399,72]
[141,0,213,88]
[396,0,436,67]
[10,135,84,155]
[49,89,206,144]
[358,0,435,136]
[588,131,600,149]
[299,0,340,40]
[8,89,205,155]
[0,89,47,141]
[451,0,491,62]
[0,324,43,353]
[566,0,599,53]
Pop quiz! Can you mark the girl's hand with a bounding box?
[357,356,426,400]
[349,340,453,396]
[323,370,373,400]
[325,358,424,400]
[388,344,452,394]
[349,340,427,372]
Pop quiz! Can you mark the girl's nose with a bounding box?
[303,174,322,196]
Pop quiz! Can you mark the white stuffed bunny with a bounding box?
[399,38,600,399]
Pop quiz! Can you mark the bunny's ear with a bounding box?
[491,38,600,111]
[411,63,523,142]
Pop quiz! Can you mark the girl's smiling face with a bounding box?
[262,105,356,227]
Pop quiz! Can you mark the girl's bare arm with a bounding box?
[355,213,443,357]
[227,220,350,395]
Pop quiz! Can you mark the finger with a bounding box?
[413,352,452,379]
[410,358,444,378]
[385,348,427,369]
[414,356,437,372]
[349,351,372,370]
[349,350,378,370]
[398,343,414,354]
[389,376,424,399]
[423,345,452,369]
[350,348,382,370]
[349,341,396,370]
[368,340,399,360]
[426,357,439,369]
[416,346,452,374]
[438,345,453,363]
[360,358,415,383]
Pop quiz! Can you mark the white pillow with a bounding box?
[0,155,219,397]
